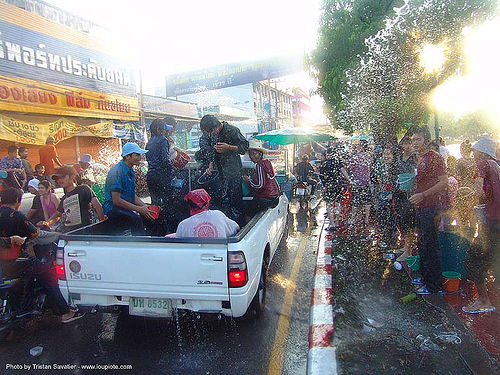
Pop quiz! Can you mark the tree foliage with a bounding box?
[310,0,497,145]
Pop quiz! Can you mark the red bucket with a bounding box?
[173,149,190,170]
[442,271,461,293]
[149,205,160,220]
[0,243,21,261]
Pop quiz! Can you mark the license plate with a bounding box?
[129,298,172,317]
[296,188,305,196]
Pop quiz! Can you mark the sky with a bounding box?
[46,0,323,102]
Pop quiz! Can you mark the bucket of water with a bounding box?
[148,205,160,220]
[0,243,21,261]
[442,271,461,293]
[173,148,190,170]
[406,255,420,271]
[242,181,251,197]
[474,204,487,224]
[397,173,416,191]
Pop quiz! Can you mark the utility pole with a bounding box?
[139,69,146,142]
[268,78,272,131]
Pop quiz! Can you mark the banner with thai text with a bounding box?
[0,75,138,121]
[0,112,144,145]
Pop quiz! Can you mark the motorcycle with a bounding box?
[0,258,49,340]
[294,180,313,210]
[0,236,58,341]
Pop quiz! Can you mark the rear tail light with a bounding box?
[56,247,65,280]
[228,251,248,288]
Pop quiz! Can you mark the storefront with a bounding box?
[0,2,140,166]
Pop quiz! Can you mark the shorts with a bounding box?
[352,186,371,207]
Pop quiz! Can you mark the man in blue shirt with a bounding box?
[103,143,154,235]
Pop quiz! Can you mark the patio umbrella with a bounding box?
[254,128,335,170]
[254,128,335,145]
[348,134,371,142]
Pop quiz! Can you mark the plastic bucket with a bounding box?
[242,181,251,196]
[474,204,487,224]
[442,271,461,293]
[149,205,160,220]
[0,243,21,261]
[406,255,420,271]
[397,173,416,191]
[173,149,191,170]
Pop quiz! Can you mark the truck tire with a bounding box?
[249,262,267,318]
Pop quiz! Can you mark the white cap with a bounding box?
[28,178,40,191]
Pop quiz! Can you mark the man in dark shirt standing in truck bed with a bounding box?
[200,115,249,224]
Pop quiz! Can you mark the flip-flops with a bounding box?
[411,277,423,285]
[415,285,432,295]
[462,305,496,314]
[62,310,85,323]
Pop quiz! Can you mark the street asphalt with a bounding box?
[0,210,319,375]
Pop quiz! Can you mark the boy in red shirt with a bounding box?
[409,126,448,294]
[463,137,500,314]
[38,136,62,177]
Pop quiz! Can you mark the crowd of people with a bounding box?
[1,118,498,325]
[312,126,499,314]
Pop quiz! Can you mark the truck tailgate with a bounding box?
[63,240,229,300]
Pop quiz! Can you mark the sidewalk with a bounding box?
[325,226,500,374]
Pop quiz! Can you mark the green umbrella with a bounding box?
[348,134,371,141]
[255,128,335,171]
[254,128,335,145]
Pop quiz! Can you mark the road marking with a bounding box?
[267,225,312,375]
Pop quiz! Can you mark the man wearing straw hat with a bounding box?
[242,139,280,218]
[463,136,500,314]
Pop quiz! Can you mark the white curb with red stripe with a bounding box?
[307,228,337,375]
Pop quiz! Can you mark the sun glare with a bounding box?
[432,18,500,129]
[419,43,446,74]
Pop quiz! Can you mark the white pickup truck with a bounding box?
[55,193,289,319]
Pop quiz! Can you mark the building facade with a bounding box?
[0,0,140,166]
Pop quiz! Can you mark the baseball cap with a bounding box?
[121,142,148,157]
[79,153,92,163]
[52,165,77,178]
[27,178,40,191]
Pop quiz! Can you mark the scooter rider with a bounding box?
[294,154,317,195]
[0,187,84,323]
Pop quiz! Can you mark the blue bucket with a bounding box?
[397,173,415,191]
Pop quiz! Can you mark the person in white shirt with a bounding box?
[439,137,449,166]
[176,189,239,238]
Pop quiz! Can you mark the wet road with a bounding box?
[331,233,499,375]
[0,210,320,375]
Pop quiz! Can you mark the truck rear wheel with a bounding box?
[249,262,267,318]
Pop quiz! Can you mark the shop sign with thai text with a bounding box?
[0,75,138,120]
[0,2,136,97]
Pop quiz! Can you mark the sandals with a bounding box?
[62,310,85,323]
[415,285,432,295]
[411,277,423,285]
[462,305,496,314]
